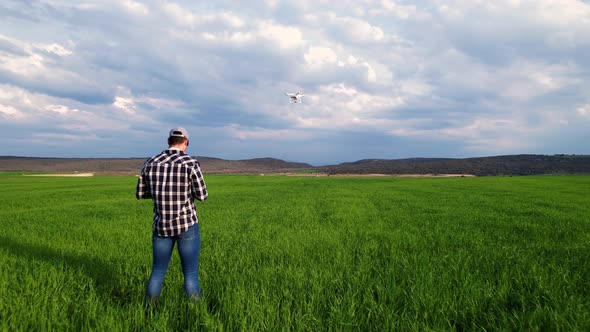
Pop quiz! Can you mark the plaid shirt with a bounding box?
[136,149,208,237]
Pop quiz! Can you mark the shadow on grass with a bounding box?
[0,235,134,307]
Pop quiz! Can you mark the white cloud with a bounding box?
[388,116,539,154]
[304,46,338,66]
[218,12,246,29]
[228,31,253,43]
[578,104,590,118]
[0,51,44,75]
[344,55,378,82]
[438,118,530,139]
[169,11,301,50]
[0,104,22,117]
[373,0,424,19]
[46,104,80,114]
[113,97,136,113]
[430,46,581,104]
[527,0,590,26]
[0,85,32,105]
[137,96,183,109]
[400,80,432,97]
[304,48,379,82]
[496,61,580,102]
[365,63,377,82]
[162,3,197,27]
[73,3,100,11]
[225,124,310,140]
[257,20,304,49]
[288,83,405,130]
[37,43,73,56]
[327,14,385,42]
[31,132,99,142]
[464,136,533,154]
[162,3,244,29]
[122,0,149,16]
[380,0,407,15]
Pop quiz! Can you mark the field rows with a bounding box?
[0,174,589,331]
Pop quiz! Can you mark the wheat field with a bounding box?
[0,173,588,331]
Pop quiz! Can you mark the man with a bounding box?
[136,127,208,305]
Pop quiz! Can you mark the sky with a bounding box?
[1,0,589,165]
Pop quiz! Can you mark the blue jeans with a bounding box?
[146,223,201,300]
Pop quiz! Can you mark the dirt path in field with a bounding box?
[263,173,476,177]
[24,173,95,177]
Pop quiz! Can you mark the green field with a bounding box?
[0,173,589,331]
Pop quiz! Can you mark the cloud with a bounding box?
[325,14,385,43]
[371,1,423,19]
[0,104,22,118]
[37,43,73,56]
[224,124,312,141]
[257,20,304,49]
[162,3,244,29]
[113,97,136,113]
[122,0,149,16]
[46,104,80,114]
[0,33,113,104]
[304,46,338,66]
[578,104,590,118]
[0,0,588,163]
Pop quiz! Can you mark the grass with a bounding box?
[0,174,589,331]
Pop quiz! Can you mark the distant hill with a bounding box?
[0,156,313,175]
[196,157,312,174]
[1,154,589,176]
[320,154,590,176]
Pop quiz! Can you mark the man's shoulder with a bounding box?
[159,151,199,167]
[141,150,201,168]
[144,151,167,163]
[177,154,201,167]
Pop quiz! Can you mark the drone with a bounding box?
[285,91,304,103]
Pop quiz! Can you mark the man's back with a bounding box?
[136,149,208,237]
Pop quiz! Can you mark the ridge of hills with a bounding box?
[0,156,312,175]
[1,154,589,176]
[322,154,590,176]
